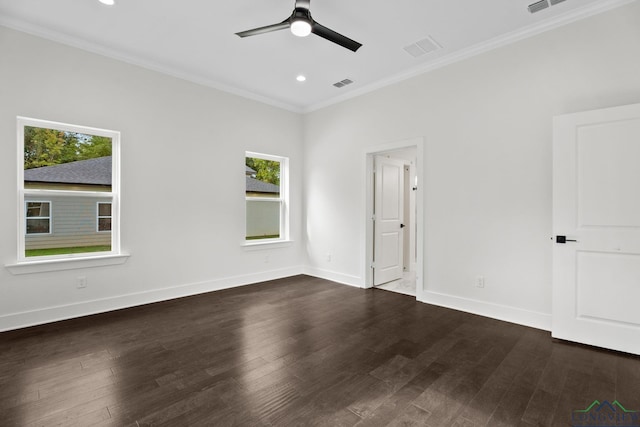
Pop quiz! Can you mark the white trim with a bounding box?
[303,266,363,288]
[364,137,425,301]
[0,265,302,332]
[303,0,636,113]
[5,253,130,275]
[246,151,287,164]
[18,116,120,139]
[245,152,289,243]
[1,0,631,113]
[420,290,552,332]
[245,197,282,202]
[305,268,551,331]
[242,240,294,250]
[17,122,26,258]
[17,116,121,263]
[0,20,301,114]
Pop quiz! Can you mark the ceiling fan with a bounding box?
[235,0,362,52]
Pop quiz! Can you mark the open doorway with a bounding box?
[365,138,424,299]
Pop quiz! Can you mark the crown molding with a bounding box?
[303,0,636,113]
[0,0,634,115]
[0,17,303,113]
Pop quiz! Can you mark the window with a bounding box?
[245,152,288,243]
[26,201,51,234]
[18,117,120,260]
[97,202,112,232]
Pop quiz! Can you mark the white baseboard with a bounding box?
[0,266,304,332]
[302,268,551,332]
[303,266,363,288]
[1,267,552,334]
[419,290,552,331]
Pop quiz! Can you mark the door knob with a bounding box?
[556,235,577,244]
[400,224,405,228]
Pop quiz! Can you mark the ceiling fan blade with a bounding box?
[236,20,290,38]
[311,22,362,52]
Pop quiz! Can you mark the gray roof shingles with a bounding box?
[246,176,279,194]
[24,156,112,186]
[24,156,279,193]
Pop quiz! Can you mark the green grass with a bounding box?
[246,235,280,240]
[26,245,111,257]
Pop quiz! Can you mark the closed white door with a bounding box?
[374,156,405,286]
[553,103,640,355]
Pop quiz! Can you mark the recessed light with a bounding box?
[99,0,115,6]
[296,75,307,82]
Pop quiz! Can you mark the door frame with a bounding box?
[364,137,425,300]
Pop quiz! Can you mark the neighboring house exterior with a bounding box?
[245,165,281,238]
[23,156,112,250]
[245,165,279,197]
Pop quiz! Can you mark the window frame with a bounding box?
[244,151,289,245]
[25,201,52,235]
[97,202,112,233]
[16,116,121,263]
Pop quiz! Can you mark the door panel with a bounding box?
[380,233,400,269]
[577,119,640,227]
[577,252,640,325]
[553,103,640,355]
[374,156,405,286]
[381,164,400,219]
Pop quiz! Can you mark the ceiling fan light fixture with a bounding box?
[291,19,312,37]
[235,1,361,52]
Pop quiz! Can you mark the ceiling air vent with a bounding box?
[403,36,441,58]
[528,0,549,13]
[333,79,353,88]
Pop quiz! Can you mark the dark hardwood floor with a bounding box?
[1,275,639,426]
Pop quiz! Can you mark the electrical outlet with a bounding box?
[476,276,485,288]
[326,253,332,262]
[76,276,87,289]
[264,255,270,263]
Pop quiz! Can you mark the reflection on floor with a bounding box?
[375,271,416,297]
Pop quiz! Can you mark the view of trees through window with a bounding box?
[24,126,112,170]
[245,157,280,187]
[22,124,114,258]
[245,154,284,241]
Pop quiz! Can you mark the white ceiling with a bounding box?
[0,0,632,112]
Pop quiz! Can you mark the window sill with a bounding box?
[242,240,293,251]
[5,253,130,275]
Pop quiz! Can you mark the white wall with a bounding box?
[2,3,640,333]
[0,27,304,330]
[303,2,640,330]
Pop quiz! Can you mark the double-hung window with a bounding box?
[26,201,51,235]
[245,152,289,243]
[18,117,120,260]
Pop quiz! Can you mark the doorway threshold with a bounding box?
[375,271,416,297]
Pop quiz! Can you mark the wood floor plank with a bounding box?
[2,275,639,426]
[549,368,593,427]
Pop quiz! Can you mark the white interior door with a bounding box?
[553,103,640,355]
[374,156,405,286]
